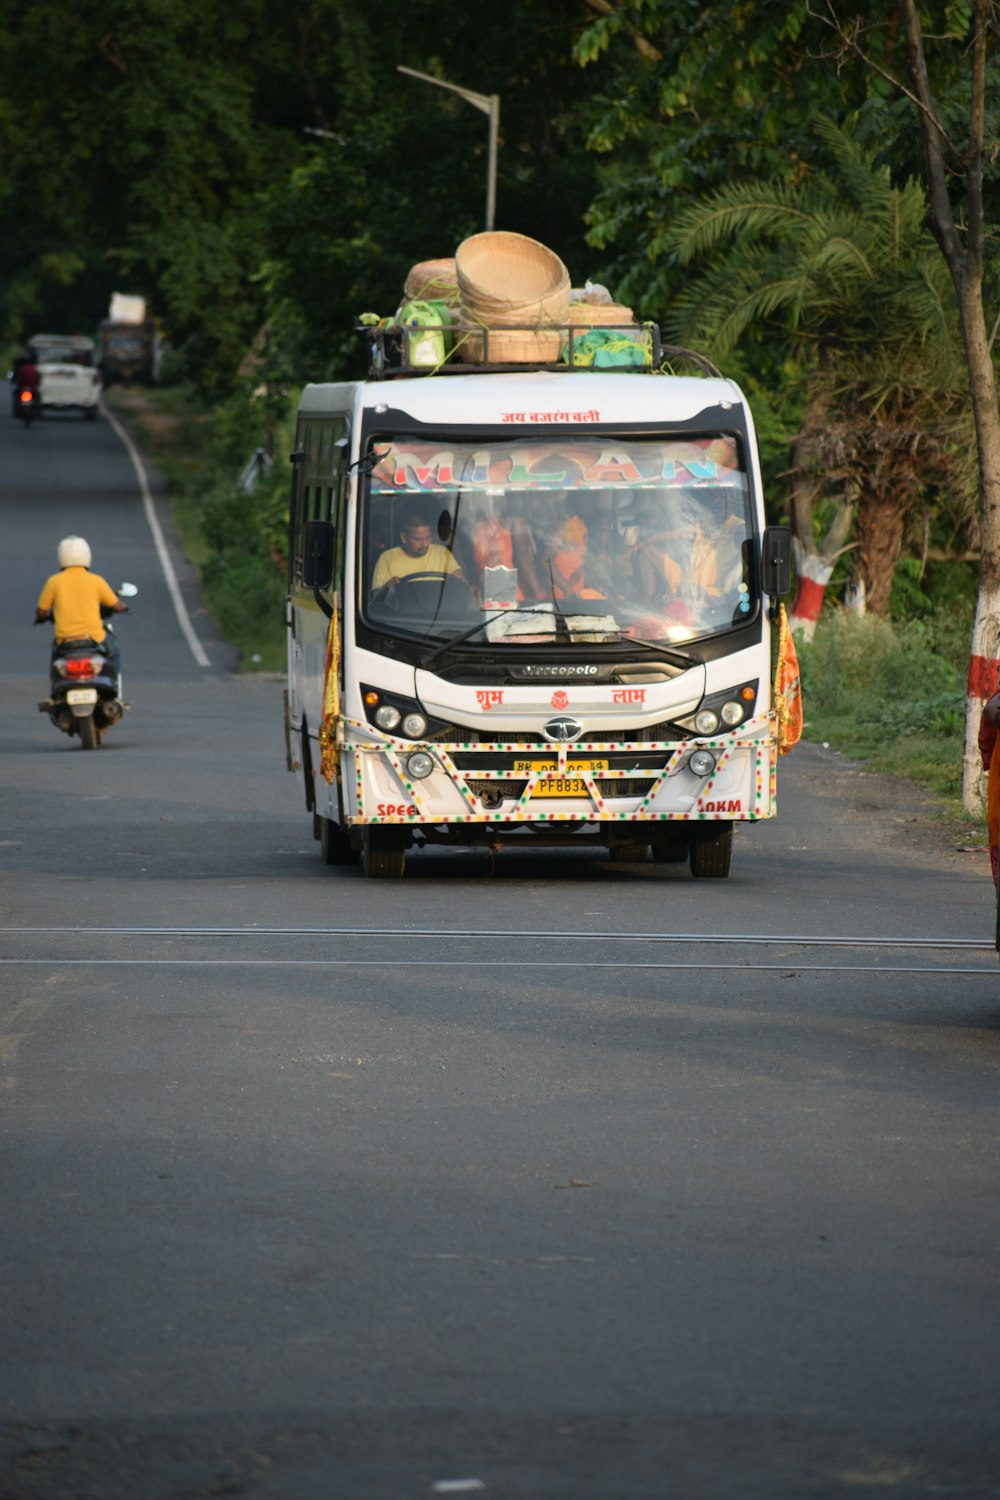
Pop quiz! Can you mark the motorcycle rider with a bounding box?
[11,349,40,418]
[35,537,128,686]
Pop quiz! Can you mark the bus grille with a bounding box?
[595,777,657,797]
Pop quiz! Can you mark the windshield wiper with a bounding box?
[418,606,558,669]
[420,610,702,673]
[611,636,702,670]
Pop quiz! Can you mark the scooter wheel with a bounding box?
[77,716,101,750]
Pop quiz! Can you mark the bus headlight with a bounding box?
[688,750,717,777]
[401,712,428,738]
[694,709,720,735]
[720,701,745,726]
[406,751,435,780]
[375,705,401,731]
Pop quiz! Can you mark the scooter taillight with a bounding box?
[18,390,33,404]
[63,658,98,679]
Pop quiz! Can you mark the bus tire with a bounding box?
[319,815,358,866]
[689,822,733,879]
[362,826,406,879]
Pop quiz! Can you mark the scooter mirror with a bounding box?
[118,582,139,597]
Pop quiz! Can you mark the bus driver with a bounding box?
[371,512,467,591]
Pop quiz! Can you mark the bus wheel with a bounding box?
[362,827,406,879]
[689,822,733,879]
[319,815,358,866]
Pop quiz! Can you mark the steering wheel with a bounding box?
[375,570,477,602]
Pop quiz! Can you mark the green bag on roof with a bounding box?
[563,327,651,368]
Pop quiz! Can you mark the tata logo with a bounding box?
[543,715,584,743]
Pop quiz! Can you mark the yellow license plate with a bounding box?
[513,760,609,797]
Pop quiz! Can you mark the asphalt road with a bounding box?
[1,396,998,1500]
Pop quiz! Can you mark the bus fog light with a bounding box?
[689,750,717,777]
[720,701,744,726]
[401,712,427,738]
[375,705,401,731]
[694,709,720,734]
[406,751,435,780]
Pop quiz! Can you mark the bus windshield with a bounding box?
[360,434,755,648]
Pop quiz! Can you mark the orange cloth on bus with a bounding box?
[773,604,803,754]
[37,567,117,642]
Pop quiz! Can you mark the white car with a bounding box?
[29,334,102,419]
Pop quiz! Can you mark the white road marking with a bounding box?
[0,925,991,950]
[100,397,211,668]
[0,959,995,975]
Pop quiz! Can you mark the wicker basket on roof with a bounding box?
[567,301,637,326]
[454,231,570,364]
[404,258,459,305]
[452,322,563,364]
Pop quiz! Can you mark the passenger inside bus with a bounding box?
[617,487,748,625]
[501,493,608,603]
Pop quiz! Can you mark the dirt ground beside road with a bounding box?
[792,739,990,883]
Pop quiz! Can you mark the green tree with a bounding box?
[0,0,606,390]
[661,117,973,622]
[254,0,605,383]
[571,0,877,316]
[817,1,1000,813]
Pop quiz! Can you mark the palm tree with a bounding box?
[661,116,974,625]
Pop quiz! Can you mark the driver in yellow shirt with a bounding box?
[372,513,466,591]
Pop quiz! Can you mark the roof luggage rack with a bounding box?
[355,318,723,382]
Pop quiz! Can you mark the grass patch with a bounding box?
[798,610,986,839]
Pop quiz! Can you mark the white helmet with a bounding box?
[57,536,92,569]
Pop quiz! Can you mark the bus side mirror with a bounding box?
[761,525,791,598]
[303,520,334,590]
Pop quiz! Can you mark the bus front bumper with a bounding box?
[338,715,778,828]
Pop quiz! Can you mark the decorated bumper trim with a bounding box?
[337,714,777,826]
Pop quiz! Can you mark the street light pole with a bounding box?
[396,66,500,232]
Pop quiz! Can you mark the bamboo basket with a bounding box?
[404,258,459,305]
[453,232,569,364]
[453,322,563,364]
[456,231,570,323]
[567,301,636,326]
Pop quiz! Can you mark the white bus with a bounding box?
[284,337,790,878]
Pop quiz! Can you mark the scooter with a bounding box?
[38,584,138,749]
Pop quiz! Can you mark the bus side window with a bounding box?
[289,462,305,583]
[327,429,348,592]
[290,418,349,589]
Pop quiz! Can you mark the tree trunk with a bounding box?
[959,274,1000,807]
[898,0,1000,810]
[788,544,835,639]
[785,405,854,638]
[853,486,908,617]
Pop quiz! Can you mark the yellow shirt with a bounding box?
[372,544,459,589]
[37,567,118,642]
